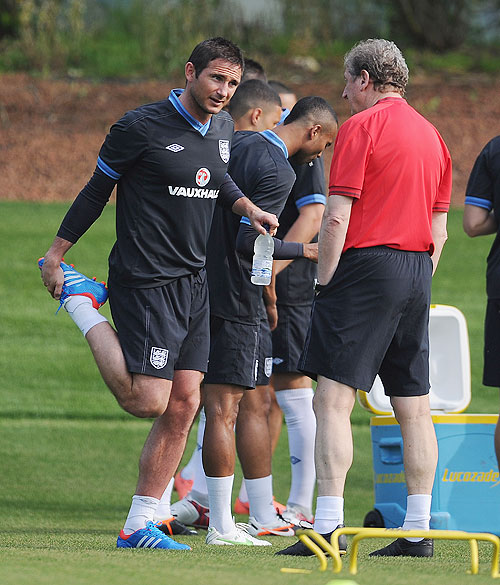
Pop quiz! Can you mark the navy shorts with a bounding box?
[108,270,210,380]
[256,312,273,386]
[203,315,260,389]
[272,303,312,374]
[483,298,500,387]
[299,246,433,397]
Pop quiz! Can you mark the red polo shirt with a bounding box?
[329,97,452,253]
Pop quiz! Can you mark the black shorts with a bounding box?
[272,304,312,374]
[204,315,260,389]
[256,313,273,386]
[483,298,500,387]
[108,271,209,380]
[299,246,433,397]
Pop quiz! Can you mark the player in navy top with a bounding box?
[270,157,327,525]
[200,97,338,542]
[464,135,500,469]
[262,82,330,526]
[170,80,286,539]
[38,37,279,548]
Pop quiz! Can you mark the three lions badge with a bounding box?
[219,140,230,164]
[150,346,169,369]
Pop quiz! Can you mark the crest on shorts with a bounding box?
[150,346,169,369]
[219,140,230,163]
[264,357,273,378]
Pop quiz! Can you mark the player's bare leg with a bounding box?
[86,322,172,418]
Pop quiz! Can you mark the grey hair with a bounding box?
[344,39,409,95]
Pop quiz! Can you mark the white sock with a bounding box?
[275,387,316,515]
[206,475,235,534]
[64,295,108,337]
[181,408,206,481]
[402,494,432,542]
[122,495,159,535]
[246,475,276,524]
[189,414,208,506]
[154,478,174,522]
[313,496,344,534]
[238,478,249,504]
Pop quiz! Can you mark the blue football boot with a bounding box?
[38,257,108,312]
[117,521,191,550]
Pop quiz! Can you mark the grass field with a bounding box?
[0,201,498,584]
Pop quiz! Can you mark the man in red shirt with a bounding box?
[278,38,451,558]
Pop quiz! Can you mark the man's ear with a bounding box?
[185,62,196,82]
[250,107,263,126]
[359,69,370,89]
[309,124,322,140]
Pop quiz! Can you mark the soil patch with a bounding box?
[1,73,499,206]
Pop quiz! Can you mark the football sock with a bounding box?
[189,433,208,506]
[64,295,108,337]
[238,478,249,504]
[314,495,344,534]
[402,494,432,542]
[181,408,206,481]
[122,495,159,535]
[245,475,276,524]
[154,478,174,522]
[206,475,234,534]
[275,387,316,515]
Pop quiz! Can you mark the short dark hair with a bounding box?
[268,80,293,95]
[242,58,267,82]
[187,37,244,77]
[227,79,281,120]
[284,96,338,126]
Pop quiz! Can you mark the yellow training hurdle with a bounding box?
[282,527,500,578]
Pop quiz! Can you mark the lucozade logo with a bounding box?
[441,468,500,487]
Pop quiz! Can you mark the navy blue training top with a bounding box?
[275,157,326,306]
[206,130,297,325]
[58,89,242,288]
[465,135,500,298]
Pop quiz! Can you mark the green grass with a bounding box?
[0,201,498,584]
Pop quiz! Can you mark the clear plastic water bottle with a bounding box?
[251,231,274,285]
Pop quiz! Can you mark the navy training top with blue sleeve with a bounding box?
[57,89,241,288]
[275,157,326,305]
[206,130,297,325]
[465,135,500,298]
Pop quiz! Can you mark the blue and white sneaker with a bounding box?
[117,521,191,550]
[38,257,108,311]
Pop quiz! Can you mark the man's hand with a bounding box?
[265,302,278,331]
[40,254,64,300]
[247,207,279,236]
[303,242,318,262]
[263,275,278,331]
[39,236,73,301]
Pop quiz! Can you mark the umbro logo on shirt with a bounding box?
[165,143,184,152]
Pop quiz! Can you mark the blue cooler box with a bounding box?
[359,305,500,535]
[370,414,500,534]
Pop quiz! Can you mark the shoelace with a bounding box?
[145,521,172,539]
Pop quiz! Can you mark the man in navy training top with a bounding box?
[463,136,500,472]
[173,96,337,546]
[171,79,283,512]
[38,37,279,551]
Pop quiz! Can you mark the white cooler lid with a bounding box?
[358,304,471,415]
